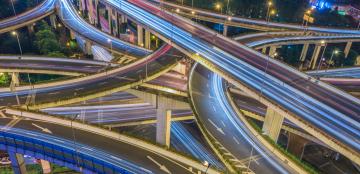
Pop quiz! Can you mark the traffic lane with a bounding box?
[149,73,188,91]
[190,65,285,174]
[0,60,106,73]
[58,0,151,58]
[130,0,360,148]
[129,0,360,121]
[0,0,55,33]
[44,106,193,124]
[0,118,194,174]
[0,47,181,106]
[321,79,360,92]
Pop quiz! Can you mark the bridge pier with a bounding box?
[106,6,112,34]
[126,89,189,148]
[27,24,34,34]
[223,25,228,36]
[286,132,310,159]
[309,44,322,69]
[40,160,51,174]
[8,152,27,174]
[87,0,98,25]
[137,25,144,47]
[344,41,352,58]
[261,47,267,54]
[299,43,309,69]
[11,72,20,86]
[85,41,93,55]
[145,30,151,49]
[70,30,76,40]
[50,14,57,29]
[156,109,172,148]
[269,46,280,57]
[262,108,284,141]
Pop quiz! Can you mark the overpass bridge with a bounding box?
[0,108,220,174]
[0,2,360,173]
[151,0,360,34]
[101,0,360,172]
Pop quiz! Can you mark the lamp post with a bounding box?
[11,31,23,56]
[327,50,340,70]
[226,0,230,15]
[203,161,211,174]
[267,9,276,23]
[266,1,272,23]
[71,114,81,172]
[215,4,222,14]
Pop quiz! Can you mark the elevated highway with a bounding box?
[104,0,360,169]
[151,0,360,34]
[0,0,56,34]
[0,56,115,76]
[0,45,182,109]
[0,109,220,174]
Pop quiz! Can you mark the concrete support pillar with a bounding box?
[137,25,144,47]
[121,15,128,24]
[223,25,228,36]
[269,46,279,57]
[344,41,352,58]
[299,43,309,70]
[309,44,322,69]
[156,109,172,148]
[50,14,57,29]
[300,43,309,62]
[262,108,284,142]
[106,6,112,34]
[85,41,92,55]
[40,160,51,174]
[287,133,310,159]
[11,73,20,86]
[9,152,27,174]
[70,30,76,40]
[27,24,34,34]
[261,47,267,54]
[145,30,151,49]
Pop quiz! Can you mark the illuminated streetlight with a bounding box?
[266,1,273,24]
[11,31,22,55]
[215,3,222,14]
[191,11,195,15]
[176,8,180,13]
[327,49,341,70]
[227,16,232,21]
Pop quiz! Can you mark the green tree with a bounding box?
[34,21,62,55]
[47,51,66,57]
[0,73,10,86]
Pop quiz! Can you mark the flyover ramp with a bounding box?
[0,0,56,34]
[0,45,181,109]
[107,0,360,166]
[0,56,115,75]
[1,109,220,174]
[151,0,360,34]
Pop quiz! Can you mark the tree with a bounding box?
[34,21,62,55]
[47,51,66,58]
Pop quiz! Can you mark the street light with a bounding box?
[203,161,211,173]
[266,1,273,23]
[11,31,23,56]
[215,3,222,14]
[327,50,340,70]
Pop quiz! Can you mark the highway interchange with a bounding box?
[0,0,360,173]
